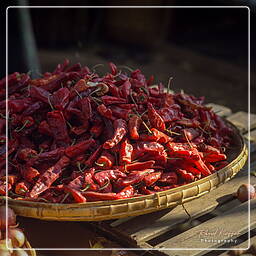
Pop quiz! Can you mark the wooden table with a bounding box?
[18,104,256,256]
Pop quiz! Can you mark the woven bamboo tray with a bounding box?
[0,121,247,222]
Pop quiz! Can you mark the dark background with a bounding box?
[1,0,255,113]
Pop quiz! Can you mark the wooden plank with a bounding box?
[227,112,256,133]
[218,233,256,256]
[107,169,256,244]
[245,129,256,143]
[157,199,256,256]
[206,103,232,117]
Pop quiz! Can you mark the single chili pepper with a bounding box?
[36,147,65,163]
[176,119,201,128]
[147,103,166,131]
[8,73,30,94]
[140,186,155,195]
[17,148,38,162]
[68,175,84,190]
[214,161,229,170]
[15,180,31,195]
[84,169,99,191]
[140,128,171,144]
[38,120,52,136]
[103,119,127,149]
[0,175,18,187]
[21,166,40,182]
[109,62,118,75]
[158,172,178,184]
[116,169,154,187]
[117,104,136,110]
[8,99,29,113]
[176,169,195,183]
[22,101,43,116]
[70,79,90,98]
[47,110,70,147]
[0,180,12,195]
[97,104,114,120]
[143,172,162,186]
[134,141,165,159]
[82,191,120,201]
[128,115,141,140]
[166,142,199,160]
[64,186,87,203]
[50,87,70,110]
[93,169,126,186]
[193,158,211,176]
[65,139,94,158]
[179,163,201,176]
[70,123,89,135]
[96,151,115,169]
[30,86,51,104]
[205,162,215,172]
[107,83,120,97]
[117,185,134,198]
[79,97,92,121]
[120,160,155,172]
[29,156,70,198]
[120,80,131,99]
[40,73,67,92]
[182,128,200,141]
[119,139,133,165]
[102,95,127,105]
[110,105,132,120]
[89,122,104,138]
[83,145,102,168]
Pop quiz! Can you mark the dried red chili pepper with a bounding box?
[143,172,162,186]
[116,169,154,187]
[119,139,133,165]
[47,110,70,147]
[103,119,127,149]
[140,128,171,144]
[65,139,94,158]
[29,156,70,198]
[96,151,115,169]
[147,103,166,131]
[128,115,141,140]
[15,180,31,195]
[158,172,178,184]
[97,104,114,120]
[102,95,127,105]
[94,169,126,186]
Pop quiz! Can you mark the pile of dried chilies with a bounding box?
[0,60,234,203]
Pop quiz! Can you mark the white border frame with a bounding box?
[5,5,251,252]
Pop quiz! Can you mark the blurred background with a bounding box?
[1,0,255,113]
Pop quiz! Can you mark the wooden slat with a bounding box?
[218,232,256,256]
[104,169,256,244]
[206,103,232,117]
[245,129,256,143]
[227,112,256,133]
[157,199,256,256]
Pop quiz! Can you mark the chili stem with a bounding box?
[48,95,54,110]
[167,76,173,94]
[14,120,30,132]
